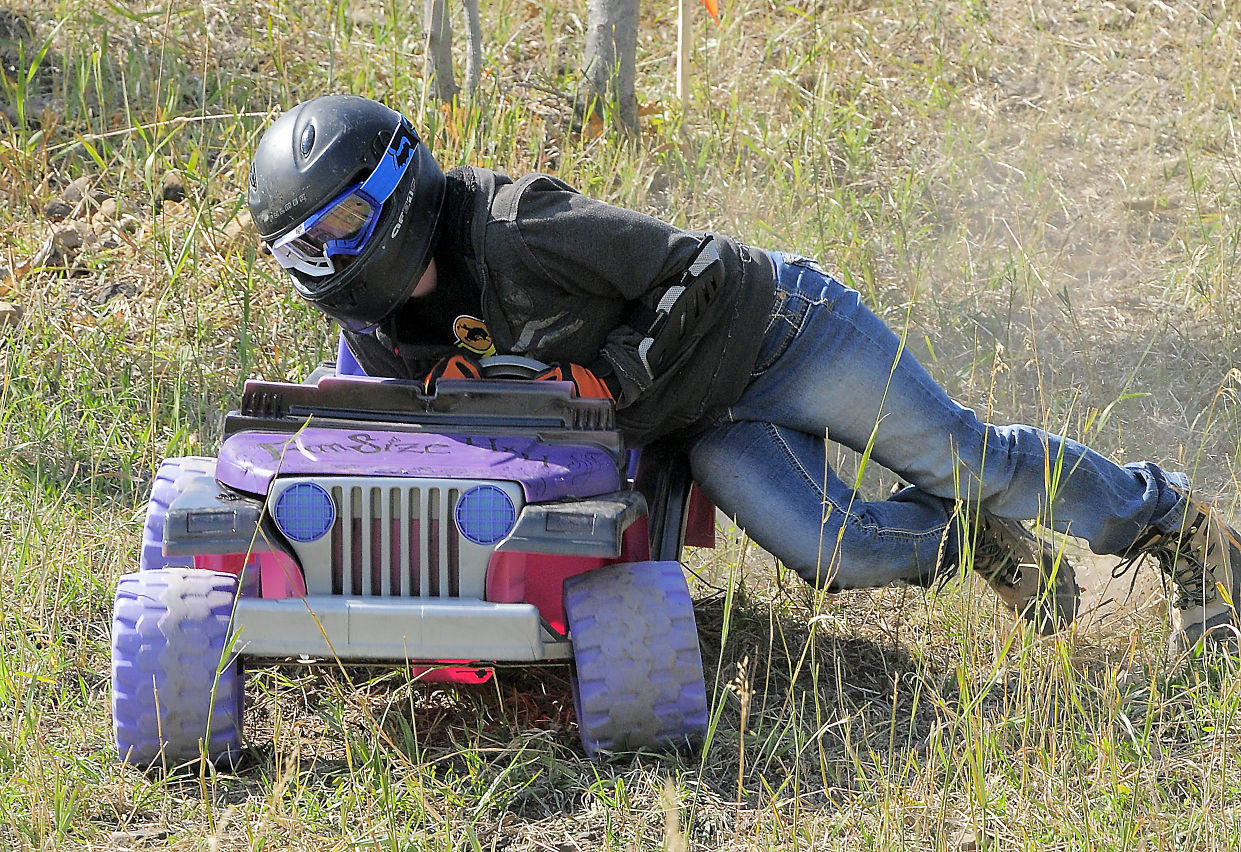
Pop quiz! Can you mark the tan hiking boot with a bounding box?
[1119,497,1241,656]
[971,514,1080,636]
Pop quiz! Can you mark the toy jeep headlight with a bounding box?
[454,485,517,545]
[273,482,336,542]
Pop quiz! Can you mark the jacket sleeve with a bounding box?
[341,327,455,382]
[341,328,410,378]
[493,174,704,301]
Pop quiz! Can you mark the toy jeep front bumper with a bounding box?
[230,595,572,662]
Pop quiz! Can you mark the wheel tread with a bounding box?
[140,457,217,572]
[565,561,707,756]
[111,567,243,767]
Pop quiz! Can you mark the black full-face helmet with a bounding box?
[247,94,446,331]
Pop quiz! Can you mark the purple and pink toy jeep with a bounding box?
[111,347,716,765]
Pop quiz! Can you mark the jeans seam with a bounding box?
[750,257,839,376]
[766,423,946,543]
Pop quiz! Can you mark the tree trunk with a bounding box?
[580,0,639,134]
[424,0,459,102]
[462,0,482,94]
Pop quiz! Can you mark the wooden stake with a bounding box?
[677,0,690,105]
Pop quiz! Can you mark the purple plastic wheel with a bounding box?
[140,457,217,572]
[564,560,708,757]
[111,568,243,767]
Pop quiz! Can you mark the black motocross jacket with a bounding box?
[344,166,776,446]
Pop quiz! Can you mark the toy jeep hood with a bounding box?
[216,374,626,502]
[216,427,622,502]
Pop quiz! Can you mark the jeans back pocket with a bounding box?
[751,287,808,378]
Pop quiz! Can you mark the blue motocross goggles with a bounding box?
[269,119,418,282]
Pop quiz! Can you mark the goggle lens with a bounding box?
[302,194,374,248]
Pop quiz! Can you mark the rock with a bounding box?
[61,175,91,205]
[19,95,52,126]
[0,9,33,43]
[93,196,136,224]
[108,826,169,846]
[217,208,254,252]
[52,221,91,252]
[44,197,71,221]
[1124,196,1179,213]
[160,169,186,203]
[955,828,984,851]
[93,197,119,221]
[0,301,21,327]
[58,175,107,214]
[99,281,137,304]
[29,221,95,269]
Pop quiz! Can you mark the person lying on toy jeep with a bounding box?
[247,94,1241,655]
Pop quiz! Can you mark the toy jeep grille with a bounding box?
[268,476,524,599]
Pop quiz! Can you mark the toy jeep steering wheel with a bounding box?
[477,355,550,379]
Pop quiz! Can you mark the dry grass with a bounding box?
[1,0,1240,849]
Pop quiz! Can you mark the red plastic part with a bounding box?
[683,484,717,548]
[257,551,307,598]
[192,552,252,578]
[192,551,307,599]
[410,664,493,684]
[485,516,651,634]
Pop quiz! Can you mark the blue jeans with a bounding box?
[687,252,1191,589]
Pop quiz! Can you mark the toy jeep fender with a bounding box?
[111,356,715,765]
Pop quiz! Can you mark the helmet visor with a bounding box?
[268,119,418,288]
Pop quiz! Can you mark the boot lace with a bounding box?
[973,533,1023,586]
[1112,512,1212,611]
[971,515,1030,588]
